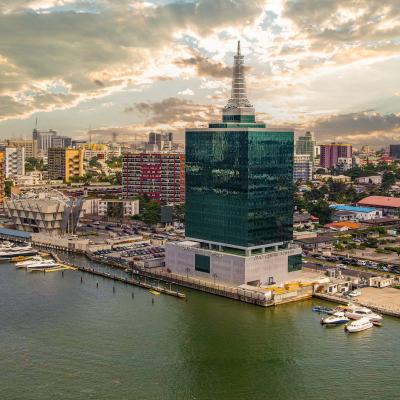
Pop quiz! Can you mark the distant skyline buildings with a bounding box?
[320,143,353,169]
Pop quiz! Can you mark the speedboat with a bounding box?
[345,317,374,333]
[15,256,44,267]
[345,306,383,322]
[25,260,57,270]
[321,311,350,325]
[312,305,332,314]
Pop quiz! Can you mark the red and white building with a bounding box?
[122,152,185,204]
[357,196,400,216]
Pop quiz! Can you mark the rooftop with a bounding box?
[330,204,377,213]
[358,196,400,208]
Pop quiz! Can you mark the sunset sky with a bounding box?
[1,0,400,146]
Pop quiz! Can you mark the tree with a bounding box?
[89,156,101,168]
[308,200,332,224]
[4,180,13,197]
[140,201,161,225]
[381,172,396,191]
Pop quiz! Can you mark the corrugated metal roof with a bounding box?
[330,204,377,213]
[0,227,32,239]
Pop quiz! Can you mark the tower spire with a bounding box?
[224,40,253,110]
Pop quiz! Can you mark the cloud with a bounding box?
[311,111,400,145]
[124,97,218,126]
[0,0,264,120]
[178,88,195,96]
[174,51,232,79]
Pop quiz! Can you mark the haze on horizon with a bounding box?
[0,0,400,147]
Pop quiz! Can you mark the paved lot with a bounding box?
[358,287,400,314]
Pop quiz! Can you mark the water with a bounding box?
[1,257,399,400]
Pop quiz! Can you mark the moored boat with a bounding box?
[345,306,383,322]
[345,317,374,333]
[321,311,350,325]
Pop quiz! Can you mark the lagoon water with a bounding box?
[1,257,399,400]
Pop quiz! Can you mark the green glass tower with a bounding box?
[185,42,294,252]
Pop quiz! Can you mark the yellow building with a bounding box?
[48,148,84,182]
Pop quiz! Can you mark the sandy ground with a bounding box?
[358,287,400,314]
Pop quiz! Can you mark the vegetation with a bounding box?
[106,156,122,169]
[5,180,13,197]
[25,157,47,172]
[132,195,161,225]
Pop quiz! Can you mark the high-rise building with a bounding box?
[320,143,352,169]
[6,139,37,159]
[122,152,185,204]
[5,147,25,178]
[293,154,313,182]
[166,42,302,287]
[33,128,58,156]
[145,132,173,152]
[296,131,316,163]
[389,144,400,159]
[48,148,84,182]
[51,136,72,149]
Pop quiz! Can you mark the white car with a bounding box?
[349,290,361,297]
[336,263,347,269]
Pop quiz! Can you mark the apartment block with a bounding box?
[5,147,25,178]
[48,148,84,182]
[122,152,185,204]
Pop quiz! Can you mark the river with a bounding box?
[0,256,399,400]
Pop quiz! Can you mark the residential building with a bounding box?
[48,148,84,182]
[356,175,382,185]
[71,139,87,148]
[83,143,108,162]
[336,157,352,171]
[320,143,352,169]
[5,147,25,178]
[6,139,37,159]
[4,190,83,234]
[315,174,351,183]
[295,131,316,164]
[357,196,400,216]
[122,152,185,204]
[0,151,4,204]
[293,154,313,182]
[166,41,302,287]
[389,144,400,159]
[330,205,382,221]
[82,198,139,217]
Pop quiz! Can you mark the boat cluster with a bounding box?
[0,241,38,260]
[313,304,383,333]
[15,256,60,271]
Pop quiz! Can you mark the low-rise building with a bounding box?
[357,196,400,216]
[4,190,83,234]
[330,205,382,221]
[82,198,139,218]
[369,276,394,288]
[356,175,382,185]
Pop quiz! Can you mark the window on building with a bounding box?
[288,254,302,272]
[195,254,210,273]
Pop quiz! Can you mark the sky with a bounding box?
[0,0,400,147]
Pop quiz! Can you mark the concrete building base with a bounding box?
[165,240,303,287]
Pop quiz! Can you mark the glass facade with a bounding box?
[185,128,294,248]
[288,254,302,272]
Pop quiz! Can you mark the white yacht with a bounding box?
[25,260,58,270]
[321,311,350,325]
[0,245,37,259]
[345,306,383,322]
[345,317,374,333]
[15,256,44,267]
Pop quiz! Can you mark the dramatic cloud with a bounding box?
[1,0,400,147]
[174,51,232,79]
[125,97,218,126]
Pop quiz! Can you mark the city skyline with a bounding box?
[0,0,400,146]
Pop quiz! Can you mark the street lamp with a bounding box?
[212,273,218,284]
[185,267,190,279]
